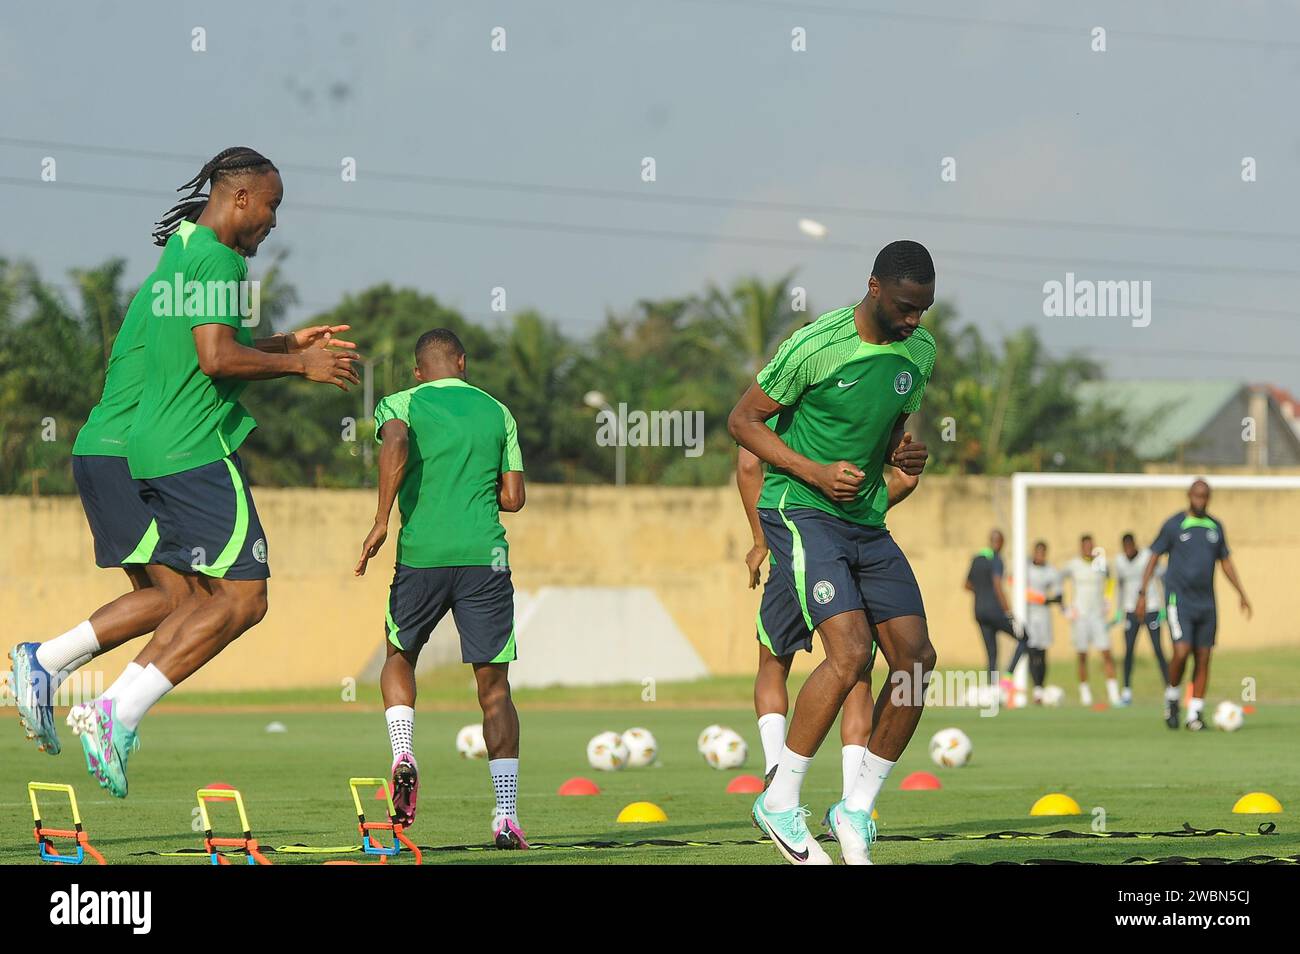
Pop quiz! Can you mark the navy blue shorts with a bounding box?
[386,564,517,664]
[139,454,270,581]
[1166,592,1215,649]
[756,562,813,658]
[72,454,158,569]
[758,506,925,631]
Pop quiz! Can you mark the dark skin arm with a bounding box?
[498,471,526,513]
[727,384,928,502]
[253,323,358,355]
[737,446,768,589]
[1218,555,1252,619]
[1133,552,1159,618]
[355,419,409,576]
[194,323,360,388]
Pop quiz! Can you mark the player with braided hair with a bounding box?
[24,147,362,798]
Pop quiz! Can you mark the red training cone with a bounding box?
[558,777,601,796]
[899,771,942,791]
[726,774,764,794]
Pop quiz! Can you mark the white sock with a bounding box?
[1188,697,1204,721]
[841,744,866,800]
[1032,686,1044,702]
[35,621,99,690]
[1079,683,1093,706]
[490,757,519,818]
[763,746,813,813]
[757,712,786,775]
[1105,678,1120,704]
[845,749,895,814]
[385,705,415,761]
[101,662,144,702]
[1165,685,1180,702]
[113,663,172,731]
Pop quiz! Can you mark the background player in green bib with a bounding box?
[70,147,360,798]
[1134,479,1252,731]
[355,329,528,849]
[728,240,936,865]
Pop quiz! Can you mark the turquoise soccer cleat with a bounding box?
[751,795,831,865]
[9,643,61,755]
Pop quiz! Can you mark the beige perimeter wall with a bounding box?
[2,478,1296,691]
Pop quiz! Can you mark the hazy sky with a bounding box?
[3,0,1298,392]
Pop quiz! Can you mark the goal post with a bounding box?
[1008,472,1300,699]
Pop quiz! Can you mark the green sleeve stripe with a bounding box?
[374,390,413,444]
[757,324,859,402]
[494,400,524,472]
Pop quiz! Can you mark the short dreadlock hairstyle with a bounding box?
[872,240,935,285]
[152,146,278,246]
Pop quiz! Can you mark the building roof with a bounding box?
[1075,380,1242,458]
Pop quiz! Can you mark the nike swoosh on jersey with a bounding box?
[836,379,859,388]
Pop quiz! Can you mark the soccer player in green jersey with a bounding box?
[68,147,359,798]
[728,240,936,865]
[12,147,353,766]
[354,329,528,849]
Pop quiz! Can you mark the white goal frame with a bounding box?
[1009,472,1300,694]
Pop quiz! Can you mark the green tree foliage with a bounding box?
[0,258,1141,493]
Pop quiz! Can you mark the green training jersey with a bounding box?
[73,281,156,457]
[374,377,524,568]
[755,306,936,528]
[126,221,257,479]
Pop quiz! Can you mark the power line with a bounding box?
[2,135,1297,247]
[4,174,1300,281]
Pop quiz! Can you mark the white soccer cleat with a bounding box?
[825,799,877,865]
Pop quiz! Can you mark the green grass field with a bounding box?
[3,649,1296,866]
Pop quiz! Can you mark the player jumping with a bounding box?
[355,329,528,849]
[13,148,353,777]
[68,147,359,797]
[728,240,936,866]
[1135,479,1251,731]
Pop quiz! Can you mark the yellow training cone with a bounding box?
[1030,793,1082,816]
[617,801,668,823]
[1232,792,1283,814]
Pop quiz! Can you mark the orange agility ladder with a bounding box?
[196,787,271,865]
[29,782,106,865]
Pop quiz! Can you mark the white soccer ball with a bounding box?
[929,727,973,768]
[1041,685,1065,708]
[622,727,658,768]
[697,724,724,755]
[1212,701,1244,733]
[705,728,748,770]
[456,723,487,759]
[586,731,629,771]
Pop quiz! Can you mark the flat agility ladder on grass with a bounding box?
[29,782,105,865]
[196,787,271,865]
